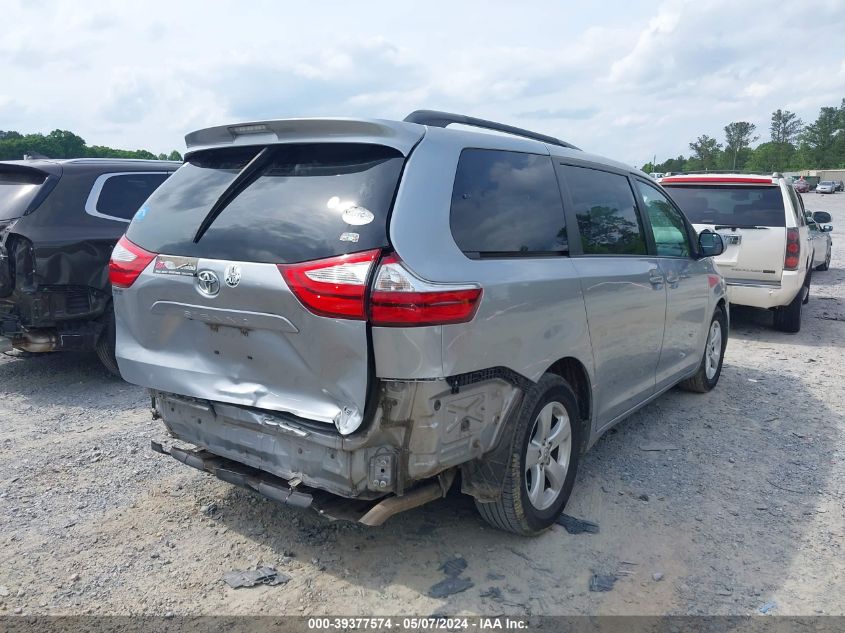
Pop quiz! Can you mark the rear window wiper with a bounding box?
[714,224,771,230]
[193,146,275,243]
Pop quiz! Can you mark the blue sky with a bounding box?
[2,0,845,166]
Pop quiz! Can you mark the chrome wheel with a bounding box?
[705,320,723,380]
[524,401,571,511]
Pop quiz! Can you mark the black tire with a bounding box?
[95,307,121,377]
[773,278,806,334]
[817,247,830,271]
[475,374,582,536]
[679,305,727,393]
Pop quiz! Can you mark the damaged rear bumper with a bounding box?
[152,440,314,508]
[151,440,456,526]
[151,376,520,516]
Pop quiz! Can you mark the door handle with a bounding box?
[664,272,680,288]
[648,269,664,289]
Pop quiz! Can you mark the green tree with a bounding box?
[688,135,722,170]
[800,106,840,167]
[769,109,803,170]
[770,109,803,144]
[0,128,177,161]
[167,150,183,161]
[45,129,87,158]
[746,141,797,173]
[723,121,758,170]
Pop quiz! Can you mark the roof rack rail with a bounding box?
[404,110,580,150]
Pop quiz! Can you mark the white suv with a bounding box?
[661,173,811,333]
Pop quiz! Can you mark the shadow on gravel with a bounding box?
[0,350,140,410]
[809,268,845,290]
[201,359,841,613]
[729,302,845,349]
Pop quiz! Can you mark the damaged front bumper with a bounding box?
[150,376,521,520]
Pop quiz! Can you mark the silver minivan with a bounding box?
[111,111,728,534]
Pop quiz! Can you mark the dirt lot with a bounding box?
[1,194,843,618]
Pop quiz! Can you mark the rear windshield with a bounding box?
[0,168,48,221]
[126,144,404,263]
[665,185,786,227]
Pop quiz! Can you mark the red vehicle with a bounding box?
[793,178,809,193]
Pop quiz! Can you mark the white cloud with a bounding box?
[743,82,775,100]
[1,0,844,166]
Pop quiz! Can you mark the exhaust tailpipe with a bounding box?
[12,331,58,353]
[358,469,457,526]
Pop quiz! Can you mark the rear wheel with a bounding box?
[679,306,727,393]
[475,374,581,535]
[773,274,808,333]
[95,307,121,377]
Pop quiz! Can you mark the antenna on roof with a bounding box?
[404,110,580,150]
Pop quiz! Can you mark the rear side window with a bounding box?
[560,165,647,255]
[126,144,404,264]
[449,149,567,257]
[785,184,805,226]
[91,173,171,221]
[0,168,48,221]
[665,185,786,227]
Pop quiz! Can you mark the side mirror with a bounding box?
[698,231,725,257]
[812,211,832,223]
[821,225,833,232]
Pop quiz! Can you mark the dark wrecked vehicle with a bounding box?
[0,158,178,373]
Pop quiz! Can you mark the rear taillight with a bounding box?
[109,235,156,288]
[369,254,482,326]
[784,228,800,270]
[279,250,483,326]
[278,249,380,319]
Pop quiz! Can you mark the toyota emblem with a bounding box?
[196,270,220,297]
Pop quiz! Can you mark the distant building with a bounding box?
[801,169,845,181]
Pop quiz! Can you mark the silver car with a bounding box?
[807,211,833,271]
[111,111,728,534]
[816,181,836,194]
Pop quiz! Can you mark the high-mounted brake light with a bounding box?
[278,249,380,319]
[109,235,156,288]
[661,176,775,185]
[369,254,482,326]
[784,228,801,270]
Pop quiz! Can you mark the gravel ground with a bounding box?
[1,194,843,617]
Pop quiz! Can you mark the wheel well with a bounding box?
[546,357,591,425]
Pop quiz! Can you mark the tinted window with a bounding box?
[561,165,647,255]
[635,180,691,257]
[96,173,170,220]
[450,149,566,257]
[0,168,47,220]
[665,185,786,227]
[126,144,404,264]
[786,184,805,225]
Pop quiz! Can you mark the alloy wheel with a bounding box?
[524,402,572,511]
[705,320,723,380]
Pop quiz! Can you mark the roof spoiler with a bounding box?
[184,118,425,157]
